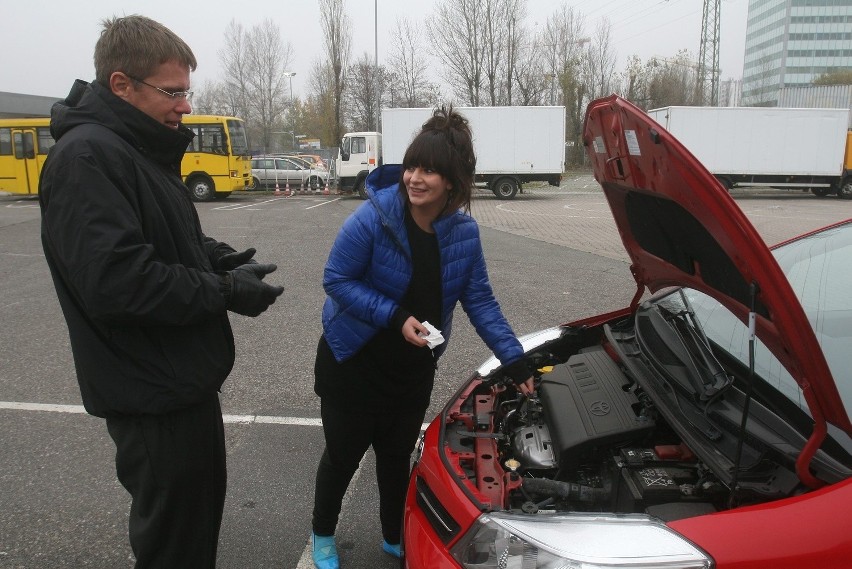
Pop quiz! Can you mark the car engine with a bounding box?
[443,332,800,522]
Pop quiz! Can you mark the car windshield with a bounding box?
[666,221,852,425]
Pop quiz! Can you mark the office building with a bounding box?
[742,0,852,106]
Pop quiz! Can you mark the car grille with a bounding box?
[415,476,460,544]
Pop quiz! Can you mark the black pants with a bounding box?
[312,397,426,544]
[105,395,227,569]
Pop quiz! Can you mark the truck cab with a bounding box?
[333,131,381,198]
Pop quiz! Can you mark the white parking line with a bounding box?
[305,198,342,210]
[2,399,426,568]
[213,198,287,210]
[0,401,87,414]
[0,401,429,431]
[0,401,324,425]
[223,414,323,426]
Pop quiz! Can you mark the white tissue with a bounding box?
[419,321,445,349]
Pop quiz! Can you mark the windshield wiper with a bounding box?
[648,289,733,402]
[666,290,733,400]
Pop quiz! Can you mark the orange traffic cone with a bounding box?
[323,180,330,195]
[274,182,281,196]
[284,181,291,196]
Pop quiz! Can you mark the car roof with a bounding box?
[583,94,850,435]
[253,154,314,166]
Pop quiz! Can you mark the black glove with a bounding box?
[223,263,284,316]
[215,247,257,271]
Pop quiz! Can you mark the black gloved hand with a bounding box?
[224,263,284,317]
[215,247,257,271]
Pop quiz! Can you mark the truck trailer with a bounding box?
[383,106,565,199]
[646,106,852,198]
[332,106,566,199]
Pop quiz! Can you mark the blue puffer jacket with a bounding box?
[322,164,524,367]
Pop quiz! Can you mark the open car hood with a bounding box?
[583,95,851,435]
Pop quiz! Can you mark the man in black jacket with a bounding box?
[38,15,284,569]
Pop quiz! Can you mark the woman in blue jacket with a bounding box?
[311,107,533,569]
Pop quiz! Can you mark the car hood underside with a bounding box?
[583,95,850,437]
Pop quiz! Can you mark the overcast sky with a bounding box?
[3,0,749,100]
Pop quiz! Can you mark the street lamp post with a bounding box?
[374,0,379,131]
[283,71,296,149]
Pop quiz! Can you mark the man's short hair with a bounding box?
[94,15,197,86]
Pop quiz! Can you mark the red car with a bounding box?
[402,95,852,568]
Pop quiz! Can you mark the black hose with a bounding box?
[522,477,608,504]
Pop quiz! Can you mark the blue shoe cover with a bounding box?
[312,532,340,569]
[382,540,401,558]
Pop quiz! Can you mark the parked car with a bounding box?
[401,95,852,568]
[249,155,328,190]
[266,153,317,170]
[296,153,328,170]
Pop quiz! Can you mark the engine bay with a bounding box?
[441,319,824,522]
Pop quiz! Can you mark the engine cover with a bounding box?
[539,346,654,473]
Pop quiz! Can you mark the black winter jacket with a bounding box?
[39,80,235,417]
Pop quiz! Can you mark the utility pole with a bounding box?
[374,0,380,131]
[283,71,297,149]
[696,0,721,106]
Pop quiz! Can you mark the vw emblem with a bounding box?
[589,401,610,416]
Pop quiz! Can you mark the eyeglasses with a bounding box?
[128,75,194,102]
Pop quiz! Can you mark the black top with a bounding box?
[315,207,442,412]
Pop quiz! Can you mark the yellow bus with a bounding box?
[181,114,252,200]
[0,114,251,201]
[0,118,54,197]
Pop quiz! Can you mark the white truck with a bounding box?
[332,106,566,199]
[331,131,383,198]
[646,106,852,198]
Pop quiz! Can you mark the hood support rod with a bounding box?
[796,393,828,490]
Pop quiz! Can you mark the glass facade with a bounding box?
[742,0,852,105]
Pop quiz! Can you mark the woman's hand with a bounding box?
[517,376,535,396]
[400,316,429,347]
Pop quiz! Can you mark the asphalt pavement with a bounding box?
[1,175,850,568]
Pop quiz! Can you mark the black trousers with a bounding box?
[105,395,227,569]
[312,396,426,544]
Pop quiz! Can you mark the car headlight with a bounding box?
[450,512,712,568]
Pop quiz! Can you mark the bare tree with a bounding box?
[217,20,252,122]
[618,55,648,108]
[387,17,440,108]
[243,20,294,152]
[192,79,241,117]
[581,19,616,101]
[319,0,353,144]
[480,0,524,106]
[540,6,585,105]
[214,19,293,151]
[346,53,392,131]
[644,51,699,109]
[501,0,527,105]
[429,0,485,105]
[538,5,588,165]
[512,25,549,106]
[305,61,339,148]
